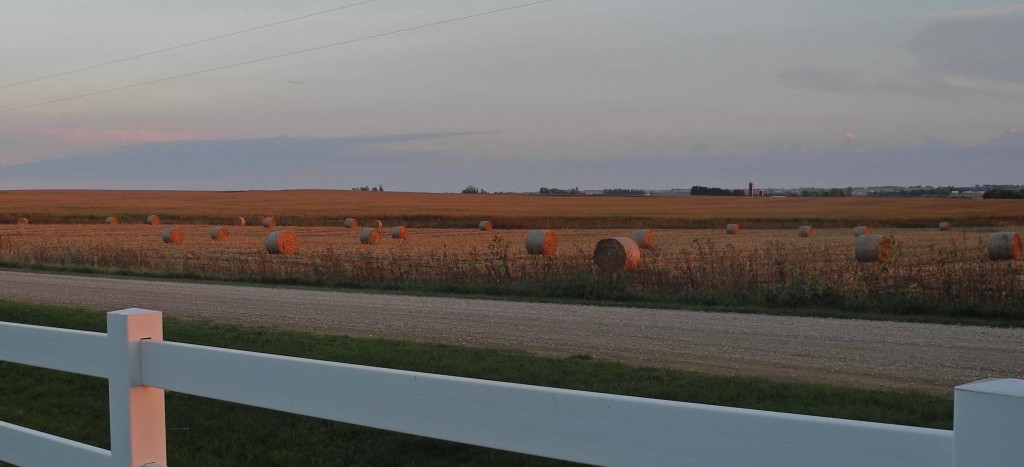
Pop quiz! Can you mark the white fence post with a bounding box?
[107,309,167,467]
[953,378,1024,467]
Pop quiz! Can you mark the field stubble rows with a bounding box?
[1,223,1022,322]
[3,189,1024,228]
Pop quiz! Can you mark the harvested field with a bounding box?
[1,223,1022,320]
[0,223,1008,264]
[2,190,1023,228]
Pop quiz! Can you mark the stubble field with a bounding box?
[2,189,1023,229]
[2,219,1022,323]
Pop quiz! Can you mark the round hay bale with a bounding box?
[855,234,893,262]
[161,227,184,245]
[261,217,276,228]
[479,221,493,231]
[987,232,1022,261]
[391,226,409,240]
[146,215,161,226]
[15,218,28,225]
[343,218,358,229]
[798,225,814,238]
[525,230,558,255]
[725,224,740,234]
[359,227,382,245]
[233,216,246,226]
[939,221,952,231]
[209,226,229,241]
[594,237,641,273]
[265,230,297,255]
[104,216,118,225]
[853,226,870,237]
[629,229,654,249]
[373,219,384,229]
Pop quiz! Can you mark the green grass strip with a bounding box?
[0,300,952,466]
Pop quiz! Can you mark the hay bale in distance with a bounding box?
[853,226,870,237]
[391,226,409,239]
[479,221,493,231]
[726,224,740,235]
[343,218,358,229]
[161,227,184,244]
[594,237,641,273]
[939,221,952,231]
[262,217,276,228]
[525,230,558,255]
[265,230,297,255]
[233,216,246,226]
[987,232,1022,261]
[855,234,893,262]
[146,215,161,226]
[104,216,118,225]
[630,229,654,249]
[798,225,814,238]
[15,218,28,225]
[360,227,382,245]
[209,226,229,241]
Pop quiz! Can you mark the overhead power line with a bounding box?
[0,0,553,115]
[0,0,376,91]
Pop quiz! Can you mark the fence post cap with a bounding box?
[108,308,161,317]
[955,378,1024,398]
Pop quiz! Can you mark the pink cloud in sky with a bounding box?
[38,125,216,145]
[844,132,857,140]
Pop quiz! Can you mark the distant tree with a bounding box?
[462,185,481,194]
[540,187,581,195]
[984,189,1024,199]
[602,188,646,196]
[690,186,744,196]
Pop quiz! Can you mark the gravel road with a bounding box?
[1,270,1020,393]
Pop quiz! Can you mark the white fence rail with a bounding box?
[1,308,1022,467]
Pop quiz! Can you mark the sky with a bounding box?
[1,1,1022,191]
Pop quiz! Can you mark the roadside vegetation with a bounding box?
[0,300,953,465]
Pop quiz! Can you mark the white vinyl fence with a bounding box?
[1,308,1022,467]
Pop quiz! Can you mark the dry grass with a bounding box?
[1,223,1021,320]
[2,190,1023,228]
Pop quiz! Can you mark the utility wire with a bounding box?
[0,0,376,90]
[0,0,553,115]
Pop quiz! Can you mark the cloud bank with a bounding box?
[1,130,1020,191]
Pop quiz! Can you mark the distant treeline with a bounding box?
[539,187,581,195]
[871,187,952,198]
[800,188,850,197]
[462,185,489,194]
[690,186,745,196]
[983,189,1024,199]
[602,188,647,196]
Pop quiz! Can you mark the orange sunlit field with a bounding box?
[1,190,1023,229]
[0,223,1009,264]
[2,218,1022,321]
[2,190,1022,320]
